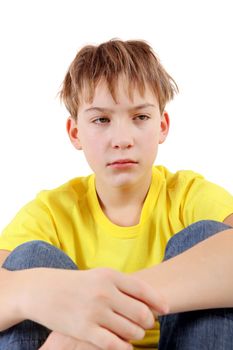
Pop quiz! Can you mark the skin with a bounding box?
[39,78,233,349]
[39,78,170,349]
[0,78,170,350]
[1,267,168,350]
[2,77,233,350]
[67,77,169,226]
[41,80,233,350]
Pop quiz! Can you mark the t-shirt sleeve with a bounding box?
[180,174,233,226]
[0,197,61,252]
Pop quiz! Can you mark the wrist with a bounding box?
[12,270,32,322]
[16,268,43,322]
[0,269,27,330]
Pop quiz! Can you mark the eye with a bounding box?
[134,114,150,121]
[93,117,110,124]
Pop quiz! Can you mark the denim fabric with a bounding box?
[158,220,233,350]
[0,221,233,349]
[0,241,78,350]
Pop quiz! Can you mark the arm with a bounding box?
[0,266,168,350]
[132,216,233,314]
[0,268,27,330]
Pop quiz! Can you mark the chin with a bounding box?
[110,174,139,189]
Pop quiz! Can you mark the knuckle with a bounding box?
[126,325,145,340]
[97,335,114,350]
[77,342,96,350]
[94,290,111,306]
[92,267,116,286]
[140,281,149,296]
[105,339,130,350]
[90,328,112,350]
[105,339,117,350]
[137,305,153,326]
[133,279,147,299]
[93,329,126,350]
[97,267,114,278]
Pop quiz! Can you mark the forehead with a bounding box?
[80,77,159,111]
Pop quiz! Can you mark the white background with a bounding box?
[0,0,232,230]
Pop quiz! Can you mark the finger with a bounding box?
[38,331,77,350]
[39,333,102,350]
[74,340,103,350]
[111,290,155,330]
[88,326,133,350]
[115,273,169,315]
[99,308,146,341]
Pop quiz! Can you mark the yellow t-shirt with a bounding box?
[1,165,233,349]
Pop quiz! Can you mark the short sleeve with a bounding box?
[181,175,233,226]
[0,197,61,251]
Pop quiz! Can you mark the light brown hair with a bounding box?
[59,39,178,120]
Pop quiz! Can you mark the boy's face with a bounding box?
[67,77,169,191]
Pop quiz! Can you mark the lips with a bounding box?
[107,159,138,166]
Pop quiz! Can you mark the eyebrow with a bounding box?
[84,103,156,114]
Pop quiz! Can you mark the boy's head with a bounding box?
[60,39,178,191]
[60,39,178,120]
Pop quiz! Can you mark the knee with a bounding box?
[2,240,77,271]
[164,220,232,261]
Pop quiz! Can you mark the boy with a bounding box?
[0,39,233,350]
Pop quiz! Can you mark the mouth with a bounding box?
[107,159,138,166]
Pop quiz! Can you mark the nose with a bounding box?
[110,123,134,149]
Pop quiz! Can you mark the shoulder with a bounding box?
[154,165,233,205]
[154,165,204,190]
[35,174,93,208]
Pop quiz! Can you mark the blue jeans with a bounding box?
[0,220,232,349]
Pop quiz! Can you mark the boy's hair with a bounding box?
[60,39,178,120]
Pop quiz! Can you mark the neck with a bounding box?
[95,171,152,212]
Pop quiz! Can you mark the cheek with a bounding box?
[79,130,97,150]
[142,130,160,157]
[82,140,104,164]
[143,128,160,146]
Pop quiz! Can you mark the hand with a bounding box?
[38,331,102,350]
[20,267,168,350]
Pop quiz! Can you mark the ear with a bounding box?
[66,117,82,150]
[159,111,170,144]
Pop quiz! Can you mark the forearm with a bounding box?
[0,267,57,331]
[133,228,233,314]
[0,268,28,331]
